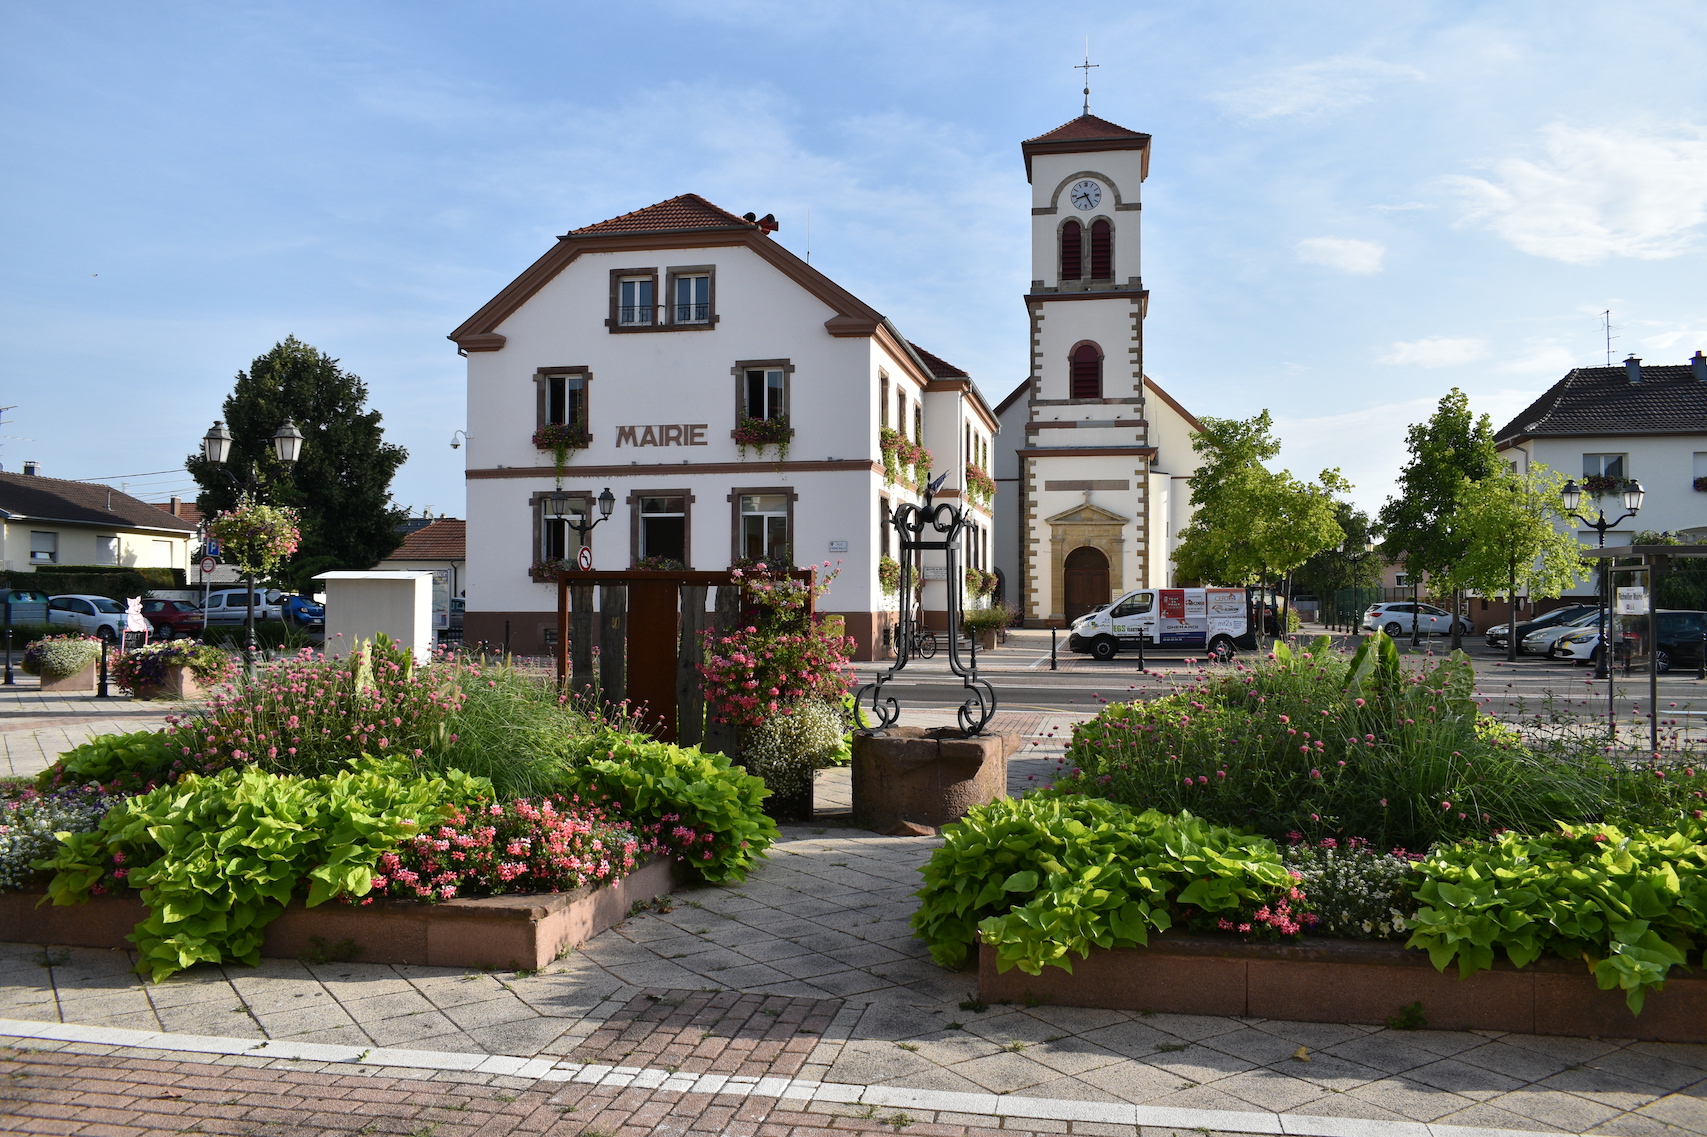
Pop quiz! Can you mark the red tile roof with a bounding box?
[1024,114,1151,145]
[908,342,969,379]
[385,518,465,561]
[150,500,204,527]
[567,194,756,236]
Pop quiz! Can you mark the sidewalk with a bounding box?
[0,677,178,780]
[5,820,1704,1136]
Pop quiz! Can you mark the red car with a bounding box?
[140,598,205,640]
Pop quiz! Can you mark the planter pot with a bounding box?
[975,629,998,651]
[0,856,677,972]
[852,727,1021,835]
[977,932,1707,1044]
[39,662,97,693]
[134,667,206,701]
[766,781,814,823]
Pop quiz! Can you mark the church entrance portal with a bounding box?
[1063,546,1110,620]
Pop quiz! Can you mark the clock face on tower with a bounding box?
[1069,180,1101,210]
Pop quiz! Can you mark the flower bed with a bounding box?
[22,635,101,681]
[112,641,236,698]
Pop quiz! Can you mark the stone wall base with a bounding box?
[977,934,1707,1043]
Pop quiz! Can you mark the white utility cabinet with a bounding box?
[314,571,434,663]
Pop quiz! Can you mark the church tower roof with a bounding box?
[1021,114,1151,181]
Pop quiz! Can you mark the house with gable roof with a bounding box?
[448,194,998,659]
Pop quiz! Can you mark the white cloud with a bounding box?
[1378,337,1490,367]
[1216,56,1424,121]
[1443,123,1707,263]
[1295,236,1385,274]
[1494,345,1578,375]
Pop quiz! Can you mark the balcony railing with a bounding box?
[617,306,654,326]
[674,303,710,324]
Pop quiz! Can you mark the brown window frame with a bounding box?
[529,489,592,566]
[534,366,592,436]
[665,264,719,329]
[879,494,891,559]
[606,268,660,332]
[879,374,890,428]
[729,486,799,565]
[732,358,794,424]
[628,488,695,567]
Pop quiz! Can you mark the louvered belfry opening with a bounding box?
[1089,219,1112,279]
[1071,343,1103,399]
[1060,220,1082,280]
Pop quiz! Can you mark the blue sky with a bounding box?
[4,1,1704,518]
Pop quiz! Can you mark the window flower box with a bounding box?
[734,416,793,462]
[1694,476,1707,492]
[964,463,997,509]
[1582,474,1629,498]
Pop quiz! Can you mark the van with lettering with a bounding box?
[1067,587,1257,661]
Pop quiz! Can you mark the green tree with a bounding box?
[1377,388,1502,648]
[1292,503,1384,621]
[189,337,408,592]
[1173,412,1349,633]
[1438,463,1584,661]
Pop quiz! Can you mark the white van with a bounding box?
[202,589,284,625]
[1067,587,1257,661]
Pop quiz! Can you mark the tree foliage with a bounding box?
[188,337,408,591]
[1173,411,1349,586]
[1293,502,1384,598]
[1377,388,1502,579]
[1439,463,1584,602]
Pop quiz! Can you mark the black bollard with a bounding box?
[1050,627,1058,671]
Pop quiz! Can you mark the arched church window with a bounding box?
[1060,220,1082,281]
[1071,343,1102,399]
[1090,219,1112,279]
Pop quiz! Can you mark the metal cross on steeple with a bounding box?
[1075,41,1098,116]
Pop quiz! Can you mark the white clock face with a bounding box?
[1069,180,1101,210]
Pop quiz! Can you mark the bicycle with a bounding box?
[903,619,938,659]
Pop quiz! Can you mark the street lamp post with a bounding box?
[1337,537,1376,636]
[202,418,305,679]
[1561,478,1643,692]
[549,487,616,547]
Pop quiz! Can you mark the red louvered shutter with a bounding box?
[1060,221,1082,281]
[1090,220,1112,279]
[1071,344,1102,399]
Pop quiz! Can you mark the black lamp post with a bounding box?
[550,487,616,549]
[202,418,305,678]
[1337,537,1376,635]
[1561,477,1643,680]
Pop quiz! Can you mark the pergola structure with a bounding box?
[1579,544,1707,752]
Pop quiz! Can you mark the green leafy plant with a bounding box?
[1406,820,1707,1014]
[879,428,932,488]
[1386,1001,1427,1030]
[206,500,301,576]
[531,422,591,479]
[0,785,118,891]
[964,464,996,509]
[878,555,901,597]
[912,794,1303,975]
[21,635,101,680]
[36,730,177,795]
[556,734,778,884]
[733,416,793,463]
[960,605,1011,636]
[38,758,490,981]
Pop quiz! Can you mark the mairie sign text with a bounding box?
[616,424,709,447]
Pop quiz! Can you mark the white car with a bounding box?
[46,594,127,642]
[1518,610,1603,656]
[1361,602,1473,638]
[1550,626,1604,666]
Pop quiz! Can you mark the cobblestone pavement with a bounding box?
[5,824,1706,1137]
[0,678,177,779]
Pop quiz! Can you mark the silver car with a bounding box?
[201,589,284,625]
[47,594,127,642]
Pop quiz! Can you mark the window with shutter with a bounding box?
[1060,220,1082,281]
[1070,344,1103,399]
[1090,219,1112,279]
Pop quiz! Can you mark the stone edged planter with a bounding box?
[851,726,1020,835]
[39,661,98,693]
[977,933,1707,1043]
[0,856,676,972]
[134,665,208,701]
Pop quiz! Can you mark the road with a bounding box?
[851,627,1707,743]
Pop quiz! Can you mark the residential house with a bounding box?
[382,517,467,598]
[0,469,196,573]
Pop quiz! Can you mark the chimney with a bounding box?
[169,495,182,517]
[22,461,38,477]
[1693,351,1706,382]
[1624,354,1642,384]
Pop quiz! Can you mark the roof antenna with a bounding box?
[1076,39,1098,116]
[1602,309,1619,366]
[806,206,811,265]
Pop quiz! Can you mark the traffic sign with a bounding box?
[204,539,222,557]
[577,546,593,571]
[200,556,218,576]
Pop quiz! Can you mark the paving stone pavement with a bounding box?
[0,677,177,779]
[5,823,1706,1136]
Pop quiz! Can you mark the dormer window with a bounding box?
[1060,220,1082,281]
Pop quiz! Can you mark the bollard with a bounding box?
[1051,627,1057,670]
[1136,631,1145,671]
[1699,625,1705,682]
[97,641,110,698]
[2,597,11,686]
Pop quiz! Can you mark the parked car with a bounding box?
[280,595,325,628]
[1485,604,1599,650]
[0,588,50,624]
[1517,609,1603,656]
[139,598,205,640]
[201,589,284,625]
[1613,610,1707,673]
[1361,602,1473,638]
[47,594,127,641]
[449,597,464,633]
[1551,626,1605,666]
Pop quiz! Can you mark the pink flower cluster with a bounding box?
[368,795,653,902]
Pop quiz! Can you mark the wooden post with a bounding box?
[570,583,594,698]
[598,584,627,710]
[702,584,743,759]
[555,577,570,690]
[677,584,708,748]
[627,578,679,741]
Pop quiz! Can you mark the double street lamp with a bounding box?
[1337,537,1377,635]
[201,418,306,677]
[547,487,616,544]
[1561,477,1644,680]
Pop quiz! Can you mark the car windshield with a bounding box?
[89,598,124,613]
[1566,610,1603,626]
